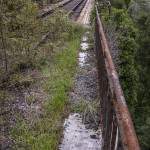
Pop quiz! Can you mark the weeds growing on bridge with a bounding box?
[10,26,84,149]
[0,0,85,149]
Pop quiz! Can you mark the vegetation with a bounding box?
[1,0,150,149]
[11,30,83,149]
[0,0,84,149]
[132,2,150,149]
[35,0,59,6]
[100,0,150,149]
[0,0,42,79]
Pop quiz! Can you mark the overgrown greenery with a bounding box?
[35,0,60,6]
[101,7,139,114]
[100,0,150,149]
[0,0,84,149]
[132,2,150,149]
[111,0,131,9]
[11,28,83,149]
[0,0,69,79]
[0,0,40,74]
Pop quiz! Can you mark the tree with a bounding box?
[124,0,131,8]
[0,0,42,75]
[128,0,150,20]
[128,1,150,149]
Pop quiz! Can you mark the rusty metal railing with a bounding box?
[95,6,140,150]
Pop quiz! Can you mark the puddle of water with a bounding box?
[79,34,89,67]
[81,42,89,51]
[82,35,88,42]
[60,30,102,150]
[79,52,88,67]
[59,113,102,150]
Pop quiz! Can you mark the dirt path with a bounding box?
[59,1,102,149]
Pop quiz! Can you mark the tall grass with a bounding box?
[11,26,84,150]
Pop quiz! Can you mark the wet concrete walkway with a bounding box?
[59,31,102,150]
[59,113,101,150]
[59,0,102,149]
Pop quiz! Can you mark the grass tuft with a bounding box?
[10,26,84,150]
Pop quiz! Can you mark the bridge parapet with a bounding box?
[95,6,140,150]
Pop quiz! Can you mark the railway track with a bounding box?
[36,0,87,49]
[36,1,141,149]
[29,1,142,149]
[67,0,88,20]
[38,0,72,18]
[63,0,88,20]
[63,0,82,11]
[39,0,88,20]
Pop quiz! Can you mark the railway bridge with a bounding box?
[41,0,141,149]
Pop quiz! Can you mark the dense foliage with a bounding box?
[0,0,71,79]
[132,2,150,149]
[100,0,150,149]
[0,0,45,75]
[34,0,60,6]
[0,0,84,149]
[102,7,139,112]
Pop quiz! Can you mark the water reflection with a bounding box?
[59,113,101,150]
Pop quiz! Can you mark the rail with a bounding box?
[38,0,72,18]
[38,0,86,18]
[67,0,86,17]
[95,6,140,150]
[35,0,87,52]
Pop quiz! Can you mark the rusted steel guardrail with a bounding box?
[95,6,140,150]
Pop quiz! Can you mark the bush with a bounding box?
[0,1,77,78]
[111,0,125,9]
[113,9,139,113]
[101,6,150,149]
[103,8,139,111]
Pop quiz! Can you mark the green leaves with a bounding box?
[102,3,150,149]
[0,1,75,77]
[128,0,150,20]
